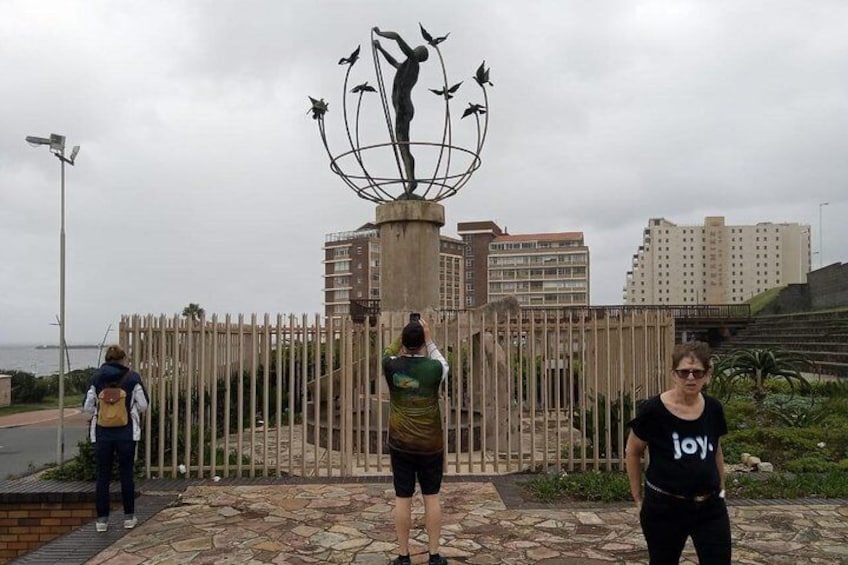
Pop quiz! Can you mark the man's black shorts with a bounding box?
[390,449,444,498]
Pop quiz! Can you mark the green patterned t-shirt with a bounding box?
[382,337,448,454]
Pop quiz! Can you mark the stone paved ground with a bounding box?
[75,482,848,565]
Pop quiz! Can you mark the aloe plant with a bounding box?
[718,347,812,403]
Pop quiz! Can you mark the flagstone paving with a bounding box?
[77,482,848,565]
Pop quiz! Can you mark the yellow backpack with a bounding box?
[97,374,129,427]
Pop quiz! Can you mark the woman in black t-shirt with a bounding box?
[625,341,730,564]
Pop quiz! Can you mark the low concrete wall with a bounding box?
[759,263,847,315]
[809,262,848,310]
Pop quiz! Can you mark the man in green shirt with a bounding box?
[383,318,449,565]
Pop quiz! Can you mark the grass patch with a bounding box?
[522,470,848,503]
[0,394,84,418]
[745,286,785,315]
[757,306,848,318]
[728,471,848,499]
[523,471,631,503]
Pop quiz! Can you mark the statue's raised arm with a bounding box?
[372,39,399,68]
[373,27,415,58]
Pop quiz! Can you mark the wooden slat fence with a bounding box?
[121,309,673,478]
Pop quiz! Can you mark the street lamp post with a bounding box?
[819,202,829,268]
[25,134,80,467]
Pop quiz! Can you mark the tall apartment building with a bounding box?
[624,217,811,305]
[488,232,590,307]
[457,221,503,308]
[322,224,465,317]
[458,222,590,308]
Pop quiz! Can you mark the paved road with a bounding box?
[0,409,89,478]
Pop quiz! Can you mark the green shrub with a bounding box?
[8,371,48,404]
[723,399,772,430]
[572,393,634,460]
[39,368,96,398]
[721,440,762,465]
[42,437,254,481]
[782,457,839,473]
[42,439,144,481]
[813,397,848,427]
[810,380,848,398]
[762,394,824,427]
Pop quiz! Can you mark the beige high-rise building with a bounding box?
[624,217,811,305]
[322,224,464,318]
[488,232,590,307]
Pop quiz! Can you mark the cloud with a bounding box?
[1,0,847,345]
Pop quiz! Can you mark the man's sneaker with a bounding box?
[390,556,411,565]
[123,515,138,529]
[95,520,108,532]
[429,554,448,565]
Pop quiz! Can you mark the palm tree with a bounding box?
[719,347,812,403]
[182,303,205,322]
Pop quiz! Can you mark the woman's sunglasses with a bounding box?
[674,368,707,379]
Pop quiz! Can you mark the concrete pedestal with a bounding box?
[375,201,445,313]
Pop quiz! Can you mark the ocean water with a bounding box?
[0,345,103,376]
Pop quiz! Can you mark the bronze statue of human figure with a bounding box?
[372,27,429,197]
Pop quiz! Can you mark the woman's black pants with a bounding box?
[639,488,731,564]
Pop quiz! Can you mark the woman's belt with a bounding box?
[645,480,715,502]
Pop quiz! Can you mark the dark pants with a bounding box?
[95,438,136,518]
[390,449,444,497]
[639,488,731,564]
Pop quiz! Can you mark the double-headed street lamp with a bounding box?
[25,133,80,467]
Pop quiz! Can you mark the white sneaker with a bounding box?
[123,515,138,529]
[95,520,108,532]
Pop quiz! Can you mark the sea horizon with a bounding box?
[0,344,104,376]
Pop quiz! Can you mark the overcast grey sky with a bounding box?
[1,0,847,345]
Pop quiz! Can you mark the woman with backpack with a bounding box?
[83,345,149,532]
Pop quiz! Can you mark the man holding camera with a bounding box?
[383,315,449,565]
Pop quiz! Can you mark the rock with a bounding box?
[747,456,762,467]
[757,461,774,472]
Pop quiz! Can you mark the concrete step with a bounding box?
[813,360,848,378]
[751,317,848,326]
[757,309,848,320]
[732,330,848,339]
[748,323,848,332]
[719,341,848,353]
